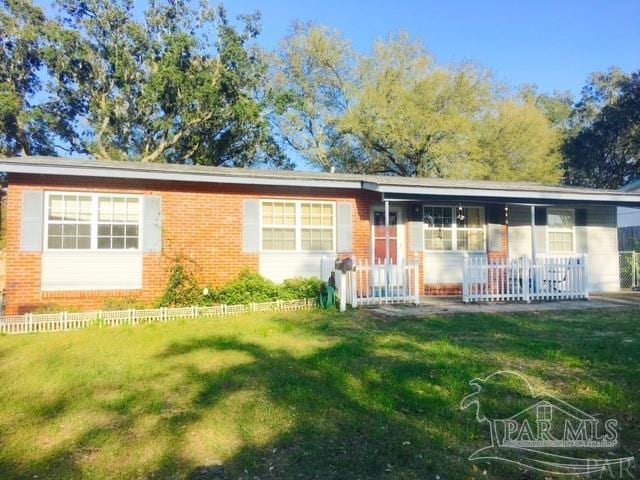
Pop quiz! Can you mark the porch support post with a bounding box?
[384,200,390,265]
[384,199,391,296]
[530,204,536,263]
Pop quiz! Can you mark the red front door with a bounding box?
[374,211,398,264]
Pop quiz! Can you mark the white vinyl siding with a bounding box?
[260,200,335,252]
[585,206,619,292]
[42,251,142,291]
[259,252,330,283]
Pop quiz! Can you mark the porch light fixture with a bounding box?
[505,205,509,225]
[456,206,465,222]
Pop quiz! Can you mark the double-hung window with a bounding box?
[45,192,141,251]
[47,194,92,249]
[456,207,485,251]
[261,200,335,251]
[423,205,485,252]
[547,209,575,253]
[423,206,453,250]
[97,196,140,249]
[261,201,297,250]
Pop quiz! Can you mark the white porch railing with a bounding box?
[463,254,589,303]
[326,257,420,309]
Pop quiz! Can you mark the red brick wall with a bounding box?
[5,173,375,314]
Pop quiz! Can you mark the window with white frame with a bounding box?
[301,202,333,250]
[423,206,453,250]
[423,205,485,252]
[45,192,141,251]
[456,207,485,251]
[97,196,140,249]
[47,194,92,249]
[548,208,575,253]
[261,200,335,251]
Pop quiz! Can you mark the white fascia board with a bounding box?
[0,163,362,190]
[364,182,640,205]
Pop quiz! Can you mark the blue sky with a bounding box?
[222,0,639,96]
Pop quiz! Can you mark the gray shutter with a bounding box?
[143,195,162,253]
[243,199,260,253]
[20,191,44,252]
[336,202,353,253]
[410,221,423,252]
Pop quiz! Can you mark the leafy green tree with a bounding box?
[269,22,355,171]
[477,100,563,183]
[564,69,640,188]
[0,0,81,156]
[518,85,574,131]
[271,27,564,182]
[340,34,494,177]
[52,0,287,166]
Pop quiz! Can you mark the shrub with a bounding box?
[31,304,80,314]
[157,258,203,307]
[214,270,282,305]
[157,262,324,307]
[102,297,148,311]
[280,277,323,300]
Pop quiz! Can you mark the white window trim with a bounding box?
[547,208,576,253]
[43,191,143,252]
[259,199,336,253]
[423,205,486,253]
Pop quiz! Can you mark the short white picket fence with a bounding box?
[0,298,316,335]
[463,254,589,303]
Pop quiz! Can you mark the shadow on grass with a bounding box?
[1,308,638,479]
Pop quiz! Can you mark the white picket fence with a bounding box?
[0,298,316,335]
[463,254,589,303]
[325,257,420,308]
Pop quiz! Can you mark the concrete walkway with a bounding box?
[368,292,640,318]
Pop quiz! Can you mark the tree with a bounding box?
[0,0,81,156]
[518,85,574,131]
[564,69,640,188]
[52,0,288,167]
[340,34,494,178]
[477,100,563,184]
[269,22,355,171]
[1,0,287,167]
[271,28,564,182]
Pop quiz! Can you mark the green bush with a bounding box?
[157,261,323,307]
[157,259,203,307]
[102,297,148,311]
[214,270,282,305]
[280,277,323,300]
[31,304,80,314]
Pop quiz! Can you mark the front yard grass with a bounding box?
[0,307,638,479]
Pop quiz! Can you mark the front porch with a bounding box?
[335,191,623,307]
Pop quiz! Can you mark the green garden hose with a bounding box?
[318,284,337,309]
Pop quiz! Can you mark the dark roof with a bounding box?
[1,156,640,206]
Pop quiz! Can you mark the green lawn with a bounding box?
[0,307,638,479]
